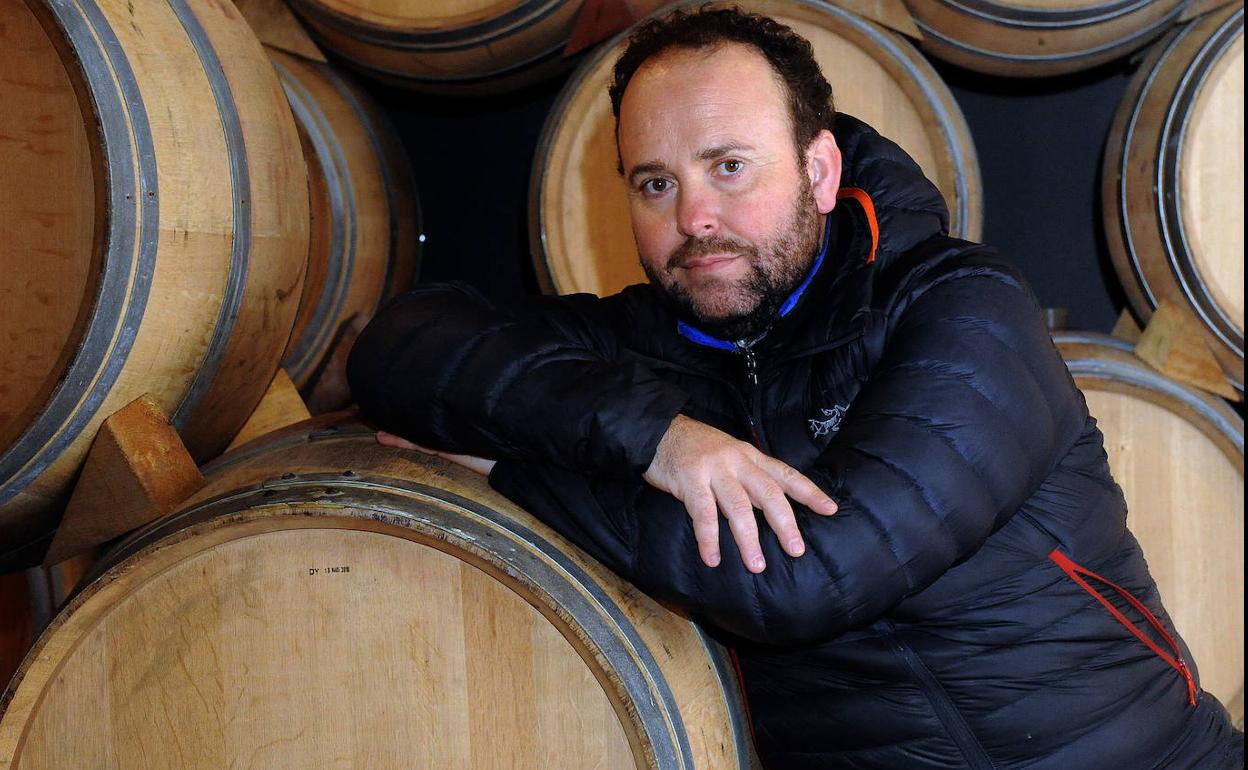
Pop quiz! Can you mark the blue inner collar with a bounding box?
[676,214,833,350]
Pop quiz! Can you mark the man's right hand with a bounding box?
[642,415,838,573]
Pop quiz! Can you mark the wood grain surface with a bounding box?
[0,0,309,570]
[1103,5,1244,396]
[0,419,757,769]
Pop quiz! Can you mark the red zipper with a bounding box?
[1049,549,1197,706]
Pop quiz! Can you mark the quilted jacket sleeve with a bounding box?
[489,249,1088,645]
[347,283,689,476]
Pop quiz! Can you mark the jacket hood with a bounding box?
[834,113,950,262]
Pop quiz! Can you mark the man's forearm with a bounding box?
[348,285,688,475]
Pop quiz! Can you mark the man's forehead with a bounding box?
[619,44,789,133]
[627,42,780,96]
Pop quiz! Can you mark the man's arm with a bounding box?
[349,283,837,570]
[489,250,1088,645]
[348,283,686,476]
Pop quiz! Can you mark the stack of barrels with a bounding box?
[0,0,420,711]
[0,0,1242,765]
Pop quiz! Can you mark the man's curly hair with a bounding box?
[609,5,836,156]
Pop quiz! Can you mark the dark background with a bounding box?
[361,38,1141,333]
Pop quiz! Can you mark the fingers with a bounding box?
[739,472,804,559]
[766,459,839,516]
[713,477,766,573]
[645,416,837,572]
[376,431,421,450]
[703,457,837,571]
[435,451,497,476]
[687,490,722,568]
[374,433,497,476]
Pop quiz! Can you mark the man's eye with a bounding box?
[718,160,744,175]
[642,178,671,194]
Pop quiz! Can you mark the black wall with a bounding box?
[367,45,1141,333]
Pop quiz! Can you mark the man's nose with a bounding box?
[675,183,719,238]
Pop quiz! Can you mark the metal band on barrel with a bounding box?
[0,0,157,522]
[273,58,356,383]
[167,0,252,430]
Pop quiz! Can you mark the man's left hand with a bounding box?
[376,431,497,475]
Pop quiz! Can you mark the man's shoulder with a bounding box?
[872,236,1028,315]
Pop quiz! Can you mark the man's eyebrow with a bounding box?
[626,161,667,186]
[696,142,755,161]
[626,143,758,185]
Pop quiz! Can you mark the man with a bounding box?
[348,7,1243,768]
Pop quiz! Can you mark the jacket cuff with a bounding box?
[592,387,689,475]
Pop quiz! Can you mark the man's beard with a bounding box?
[643,178,823,342]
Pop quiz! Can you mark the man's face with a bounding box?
[617,43,835,338]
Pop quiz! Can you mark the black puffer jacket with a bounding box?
[349,116,1243,769]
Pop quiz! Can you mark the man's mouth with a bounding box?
[680,253,741,271]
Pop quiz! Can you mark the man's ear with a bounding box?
[805,129,842,215]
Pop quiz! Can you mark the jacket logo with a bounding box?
[809,404,848,438]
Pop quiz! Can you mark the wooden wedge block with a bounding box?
[44,395,205,565]
[1111,308,1143,343]
[235,0,327,63]
[226,368,312,452]
[1135,300,1239,400]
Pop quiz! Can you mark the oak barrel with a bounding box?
[0,0,309,571]
[903,0,1189,77]
[269,49,422,395]
[0,418,758,769]
[1055,332,1244,726]
[284,0,585,94]
[530,0,981,297]
[1102,4,1244,396]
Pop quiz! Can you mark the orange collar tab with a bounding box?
[836,187,879,264]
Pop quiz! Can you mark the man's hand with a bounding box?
[376,431,497,475]
[643,415,838,573]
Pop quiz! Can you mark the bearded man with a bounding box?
[347,6,1243,768]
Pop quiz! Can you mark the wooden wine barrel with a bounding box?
[0,418,759,769]
[269,49,422,394]
[903,0,1188,77]
[0,0,309,571]
[1055,332,1244,726]
[284,0,584,94]
[1103,4,1244,396]
[531,0,982,297]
